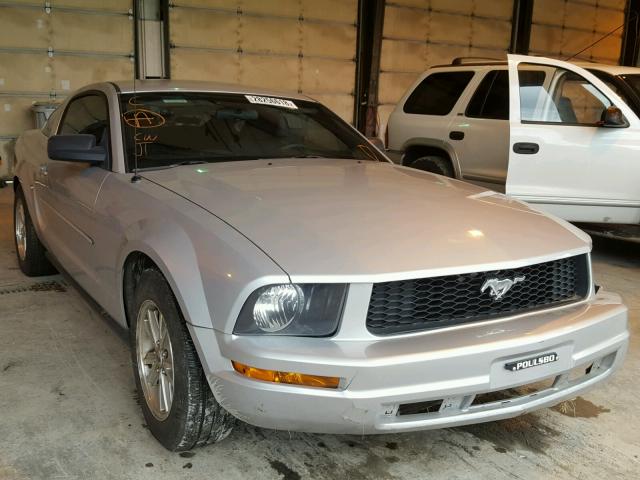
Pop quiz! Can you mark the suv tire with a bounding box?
[410,156,454,177]
[130,268,236,451]
[13,184,57,276]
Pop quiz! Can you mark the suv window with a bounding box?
[403,71,474,116]
[60,94,110,150]
[466,70,509,120]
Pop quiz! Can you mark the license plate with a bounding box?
[504,352,558,372]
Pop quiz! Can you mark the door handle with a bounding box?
[449,131,464,140]
[513,142,539,154]
[39,164,48,176]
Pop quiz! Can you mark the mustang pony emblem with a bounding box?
[481,276,525,301]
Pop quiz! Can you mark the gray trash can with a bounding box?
[31,102,60,129]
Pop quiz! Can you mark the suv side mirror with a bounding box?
[599,106,628,128]
[47,134,106,164]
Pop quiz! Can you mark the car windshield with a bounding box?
[119,92,385,171]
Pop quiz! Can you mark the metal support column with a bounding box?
[354,0,385,135]
[509,0,534,54]
[621,0,640,66]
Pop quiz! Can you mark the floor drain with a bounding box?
[0,280,67,295]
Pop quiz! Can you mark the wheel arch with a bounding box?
[401,139,461,177]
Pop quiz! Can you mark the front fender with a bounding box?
[115,215,289,332]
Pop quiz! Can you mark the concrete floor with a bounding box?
[0,186,638,480]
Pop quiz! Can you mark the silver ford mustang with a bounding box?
[12,81,629,451]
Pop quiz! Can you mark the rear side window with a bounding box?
[403,71,474,115]
[466,70,509,120]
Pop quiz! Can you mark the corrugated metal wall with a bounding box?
[529,0,626,64]
[168,0,358,122]
[377,0,514,134]
[0,0,134,178]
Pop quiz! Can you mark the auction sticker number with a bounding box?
[245,95,297,109]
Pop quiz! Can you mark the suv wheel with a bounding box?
[13,185,56,276]
[410,156,454,177]
[130,268,236,451]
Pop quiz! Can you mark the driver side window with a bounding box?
[518,64,612,125]
[59,94,110,166]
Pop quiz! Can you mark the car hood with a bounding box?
[142,159,590,281]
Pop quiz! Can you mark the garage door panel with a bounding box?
[597,0,626,8]
[563,3,598,30]
[429,12,472,46]
[308,93,353,122]
[171,50,239,82]
[242,0,300,16]
[0,98,38,136]
[533,0,565,27]
[301,58,354,94]
[595,8,625,32]
[53,56,133,90]
[170,9,238,49]
[380,40,427,73]
[0,53,52,92]
[378,72,418,105]
[473,0,512,20]
[56,1,132,10]
[302,23,355,59]
[471,18,511,50]
[383,6,428,40]
[173,0,237,9]
[427,43,470,65]
[240,56,299,92]
[301,0,356,23]
[242,17,299,55]
[430,0,474,16]
[51,12,132,53]
[0,7,49,49]
[591,34,623,63]
[529,24,565,55]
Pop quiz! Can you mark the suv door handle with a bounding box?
[449,131,464,140]
[513,142,539,154]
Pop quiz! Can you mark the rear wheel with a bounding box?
[410,155,454,177]
[130,268,236,451]
[13,185,56,276]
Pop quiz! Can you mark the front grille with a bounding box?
[366,254,590,335]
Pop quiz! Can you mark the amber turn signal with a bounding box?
[232,361,340,389]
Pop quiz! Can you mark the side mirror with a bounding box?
[47,134,106,164]
[367,136,385,151]
[599,106,628,128]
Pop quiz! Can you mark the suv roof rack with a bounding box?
[451,57,503,65]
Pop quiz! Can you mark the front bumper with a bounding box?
[189,290,628,434]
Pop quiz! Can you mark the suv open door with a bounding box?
[506,54,640,224]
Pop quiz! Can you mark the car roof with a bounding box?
[429,58,640,76]
[105,80,315,101]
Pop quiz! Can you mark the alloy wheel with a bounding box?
[136,300,175,421]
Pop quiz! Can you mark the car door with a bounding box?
[38,93,112,296]
[506,54,640,224]
[452,68,510,190]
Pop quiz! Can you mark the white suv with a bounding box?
[386,55,640,226]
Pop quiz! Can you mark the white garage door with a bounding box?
[529,0,626,64]
[377,0,514,135]
[0,0,134,178]
[169,0,358,122]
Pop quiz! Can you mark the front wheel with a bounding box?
[130,268,236,451]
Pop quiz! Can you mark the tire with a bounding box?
[410,155,454,177]
[130,268,236,451]
[13,184,56,277]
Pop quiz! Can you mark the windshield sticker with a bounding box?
[123,109,166,129]
[245,95,297,109]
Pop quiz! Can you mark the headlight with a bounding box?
[234,283,348,336]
